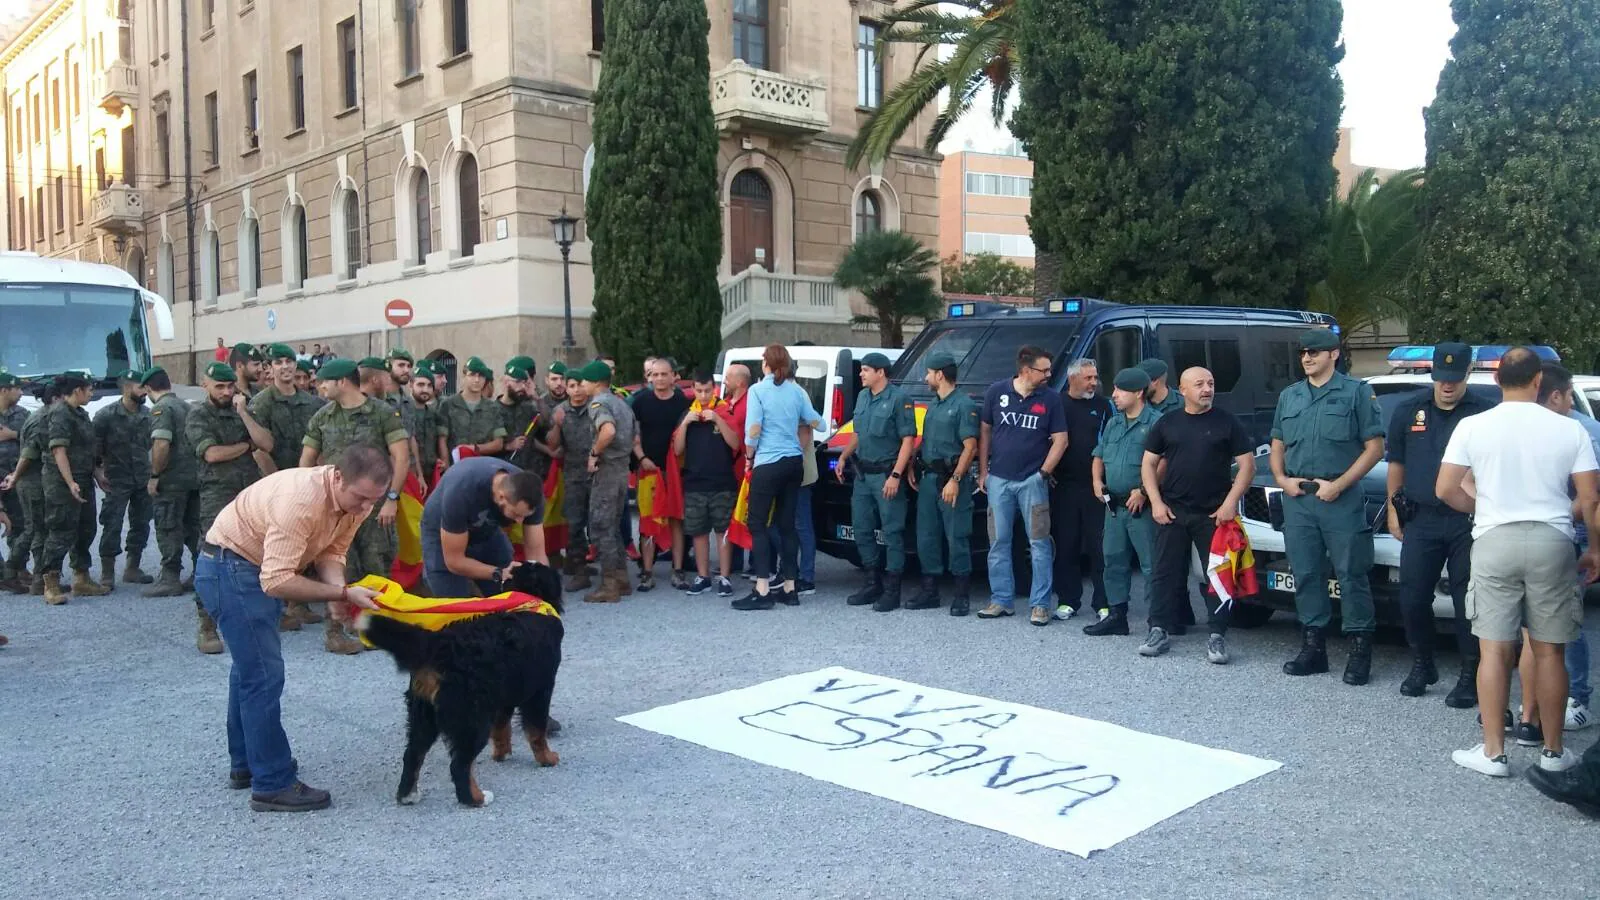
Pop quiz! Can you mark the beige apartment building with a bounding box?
[3,0,941,381]
[937,141,1033,267]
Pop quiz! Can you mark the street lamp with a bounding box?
[549,207,579,353]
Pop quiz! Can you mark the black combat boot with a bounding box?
[949,576,971,617]
[1282,626,1329,676]
[1082,605,1130,636]
[1445,657,1479,709]
[1343,634,1374,686]
[1399,652,1439,697]
[846,567,883,607]
[873,572,903,612]
[904,576,940,610]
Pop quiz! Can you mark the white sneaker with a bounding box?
[1565,698,1593,732]
[1539,747,1580,772]
[1451,743,1510,777]
[1053,604,1077,621]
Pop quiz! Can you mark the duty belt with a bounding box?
[855,459,895,475]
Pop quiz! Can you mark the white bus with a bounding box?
[0,251,177,414]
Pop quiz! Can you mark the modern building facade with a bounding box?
[3,0,941,381]
[937,141,1033,267]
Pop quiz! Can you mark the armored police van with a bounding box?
[813,297,1337,570]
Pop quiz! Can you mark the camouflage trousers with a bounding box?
[588,461,629,571]
[563,476,592,560]
[99,483,154,562]
[152,488,201,575]
[41,474,97,575]
[345,507,398,583]
[2,486,27,577]
[14,475,43,575]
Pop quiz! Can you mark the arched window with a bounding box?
[855,190,882,237]
[204,229,220,306]
[242,216,261,298]
[125,246,145,288]
[413,169,432,262]
[289,204,309,288]
[341,189,361,279]
[457,154,480,256]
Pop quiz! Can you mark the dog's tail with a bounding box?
[353,610,435,673]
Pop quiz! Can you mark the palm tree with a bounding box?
[845,0,1019,171]
[835,231,943,348]
[1308,167,1426,340]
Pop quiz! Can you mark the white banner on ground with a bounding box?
[619,666,1282,857]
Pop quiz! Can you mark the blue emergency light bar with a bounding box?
[1386,344,1561,371]
[948,303,975,317]
[1044,298,1083,314]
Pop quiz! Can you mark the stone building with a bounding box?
[3,0,941,384]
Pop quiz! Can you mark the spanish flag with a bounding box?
[389,471,427,590]
[542,457,569,554]
[636,455,685,549]
[727,472,771,551]
[351,574,560,648]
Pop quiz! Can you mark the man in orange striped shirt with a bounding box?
[194,445,392,813]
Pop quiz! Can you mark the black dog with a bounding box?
[353,562,565,807]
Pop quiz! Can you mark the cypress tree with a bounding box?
[1013,0,1343,308]
[1412,0,1600,363]
[588,0,723,377]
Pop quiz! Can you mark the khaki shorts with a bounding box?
[1466,522,1582,644]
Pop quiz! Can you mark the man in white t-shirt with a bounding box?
[1437,347,1600,778]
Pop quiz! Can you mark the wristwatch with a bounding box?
[491,566,504,586]
[889,471,902,480]
[385,490,399,501]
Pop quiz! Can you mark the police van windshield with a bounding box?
[895,321,1082,392]
[0,282,150,381]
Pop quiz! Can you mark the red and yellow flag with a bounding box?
[352,574,560,647]
[636,455,685,549]
[542,457,569,555]
[389,471,426,590]
[727,472,765,550]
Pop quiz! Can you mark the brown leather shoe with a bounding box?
[196,608,224,654]
[324,619,363,655]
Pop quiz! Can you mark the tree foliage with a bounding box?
[1308,168,1425,338]
[834,231,942,348]
[1411,0,1600,364]
[941,252,1035,296]
[588,0,722,377]
[1012,0,1343,309]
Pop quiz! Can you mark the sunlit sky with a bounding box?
[943,0,1458,170]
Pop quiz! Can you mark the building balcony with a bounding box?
[96,62,139,115]
[719,266,850,339]
[89,184,144,235]
[711,61,829,138]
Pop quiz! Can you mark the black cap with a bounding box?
[1113,368,1151,392]
[1432,342,1471,382]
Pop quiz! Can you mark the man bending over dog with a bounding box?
[194,445,392,812]
[421,455,549,597]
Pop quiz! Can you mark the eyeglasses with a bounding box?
[1029,366,1053,376]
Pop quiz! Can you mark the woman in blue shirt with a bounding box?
[734,344,822,609]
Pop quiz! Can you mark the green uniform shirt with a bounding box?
[1270,370,1386,478]
[303,397,407,466]
[405,400,441,475]
[46,402,97,478]
[186,400,262,496]
[919,390,979,466]
[1093,403,1161,495]
[438,393,507,451]
[17,404,53,483]
[499,395,541,457]
[853,384,917,464]
[149,393,198,490]
[588,391,636,463]
[558,400,596,481]
[92,398,153,485]
[1151,389,1182,416]
[0,401,27,474]
[250,385,325,471]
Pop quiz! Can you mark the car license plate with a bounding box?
[835,525,885,544]
[1266,570,1341,599]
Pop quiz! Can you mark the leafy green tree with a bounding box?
[588,0,722,377]
[1308,168,1425,338]
[845,0,1019,171]
[835,231,942,348]
[1411,0,1600,363]
[941,252,1035,296]
[1013,0,1343,309]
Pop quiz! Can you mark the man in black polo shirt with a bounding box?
[1052,358,1113,620]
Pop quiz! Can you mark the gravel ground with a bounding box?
[2,546,1596,899]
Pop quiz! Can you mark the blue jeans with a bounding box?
[194,548,297,794]
[766,485,816,581]
[1570,630,1591,707]
[985,472,1054,610]
[421,525,514,597]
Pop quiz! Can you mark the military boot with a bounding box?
[583,567,627,604]
[0,573,25,594]
[291,603,324,625]
[1083,605,1131,636]
[196,607,224,654]
[949,576,971,617]
[1399,652,1439,697]
[1282,626,1329,676]
[278,611,303,632]
[873,572,904,613]
[121,561,154,585]
[1343,633,1374,686]
[42,573,69,605]
[72,569,111,597]
[324,617,363,655]
[846,567,884,607]
[99,557,118,590]
[143,568,187,597]
[29,573,45,595]
[1445,657,1480,709]
[564,564,594,593]
[904,575,941,610]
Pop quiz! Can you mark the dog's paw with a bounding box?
[397,788,421,806]
[480,789,494,806]
[492,748,512,762]
[535,749,560,767]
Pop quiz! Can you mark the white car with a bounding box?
[714,344,905,445]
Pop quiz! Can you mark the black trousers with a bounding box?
[1148,507,1230,634]
[1052,479,1106,610]
[748,455,803,582]
[1397,506,1476,658]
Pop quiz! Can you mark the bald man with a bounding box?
[719,364,753,578]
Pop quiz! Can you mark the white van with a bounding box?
[714,344,905,444]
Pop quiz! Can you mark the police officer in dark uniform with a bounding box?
[908,351,979,615]
[1386,342,1490,705]
[1052,358,1113,619]
[836,352,917,612]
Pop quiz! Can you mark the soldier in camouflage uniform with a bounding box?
[142,367,203,605]
[405,362,447,488]
[293,358,315,394]
[301,358,409,654]
[251,343,325,473]
[41,374,111,604]
[5,383,60,595]
[92,370,155,589]
[499,356,544,465]
[551,372,596,590]
[0,370,29,592]
[438,356,507,466]
[579,361,637,603]
[229,343,265,398]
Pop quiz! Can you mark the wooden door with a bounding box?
[729,170,773,272]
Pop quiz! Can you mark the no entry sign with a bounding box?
[385,299,414,328]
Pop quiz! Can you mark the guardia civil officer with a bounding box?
[1085,367,1160,636]
[907,352,979,615]
[1270,328,1386,685]
[835,352,917,612]
[1140,358,1182,416]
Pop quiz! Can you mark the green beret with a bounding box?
[386,348,414,363]
[860,352,893,370]
[139,366,167,386]
[231,342,262,362]
[464,356,495,379]
[924,351,956,371]
[581,360,613,383]
[548,361,568,376]
[264,343,294,360]
[505,365,531,381]
[357,356,387,371]
[1138,358,1169,380]
[1113,367,1151,392]
[204,361,237,382]
[295,359,314,373]
[1298,328,1340,351]
[506,355,536,373]
[116,369,143,384]
[316,358,358,381]
[0,368,16,387]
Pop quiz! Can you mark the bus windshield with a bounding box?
[0,282,150,381]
